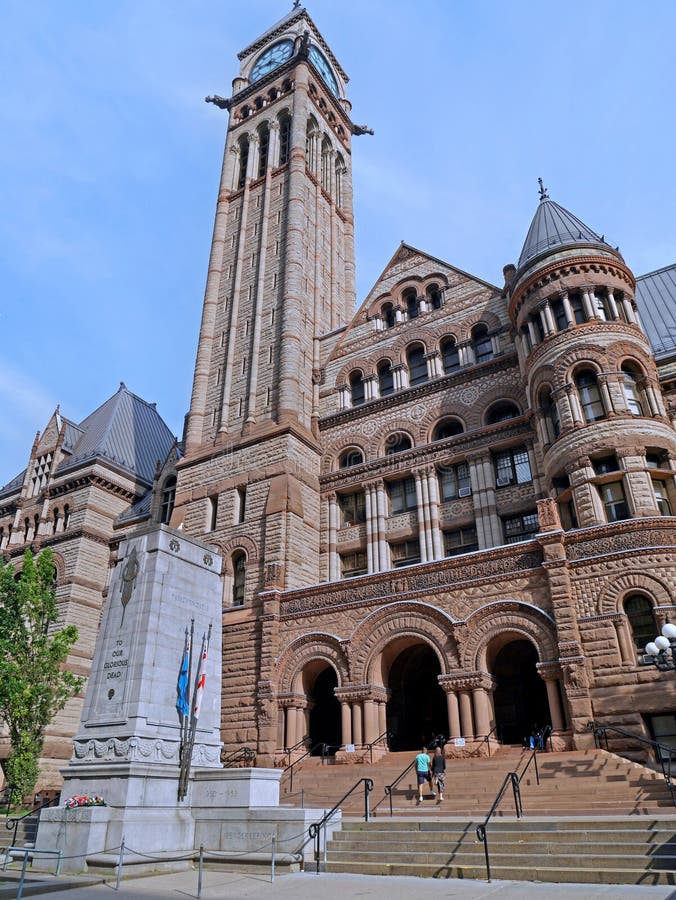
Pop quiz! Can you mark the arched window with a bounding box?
[378,361,394,396]
[63,505,71,530]
[540,388,560,440]
[432,418,463,441]
[335,154,345,208]
[339,448,364,468]
[381,302,396,329]
[257,124,270,178]
[471,324,493,363]
[385,433,412,455]
[569,291,587,324]
[278,115,291,166]
[232,551,247,606]
[206,495,218,532]
[487,401,520,425]
[161,475,177,525]
[575,370,605,422]
[406,344,428,385]
[349,371,365,406]
[33,514,40,538]
[427,284,442,309]
[237,136,249,189]
[320,136,332,191]
[440,337,460,373]
[402,288,418,320]
[624,595,657,651]
[621,363,646,416]
[305,119,318,170]
[52,508,59,535]
[551,298,568,331]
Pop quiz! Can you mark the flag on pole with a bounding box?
[192,635,208,720]
[176,632,190,718]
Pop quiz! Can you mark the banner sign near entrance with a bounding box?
[454,737,466,747]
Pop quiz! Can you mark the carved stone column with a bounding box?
[459,691,474,739]
[340,701,352,746]
[536,661,566,732]
[352,702,363,746]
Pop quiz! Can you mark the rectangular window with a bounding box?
[552,299,568,331]
[236,486,246,523]
[237,398,243,417]
[652,480,672,515]
[443,526,478,557]
[598,481,629,522]
[502,511,539,544]
[265,387,271,407]
[340,550,367,578]
[570,292,586,324]
[494,447,532,487]
[338,492,366,527]
[439,463,471,501]
[273,272,278,289]
[389,539,421,568]
[268,346,273,364]
[593,455,620,475]
[208,495,218,532]
[387,477,417,515]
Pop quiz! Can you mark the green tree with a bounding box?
[0,548,83,800]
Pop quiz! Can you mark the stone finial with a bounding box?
[536,497,561,532]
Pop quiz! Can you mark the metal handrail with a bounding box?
[284,742,329,793]
[221,746,256,767]
[5,795,60,847]
[589,720,676,808]
[475,771,521,882]
[308,777,374,873]
[476,724,502,757]
[364,730,392,765]
[283,734,310,768]
[383,760,416,817]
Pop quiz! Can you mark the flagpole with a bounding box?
[178,619,195,801]
[181,631,206,797]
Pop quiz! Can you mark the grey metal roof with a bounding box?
[518,198,609,269]
[115,489,152,526]
[55,383,176,485]
[0,468,26,500]
[62,419,84,453]
[635,263,676,358]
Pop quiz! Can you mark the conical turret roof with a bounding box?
[518,191,607,270]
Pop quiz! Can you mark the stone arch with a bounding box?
[418,398,467,443]
[49,550,66,585]
[459,309,501,342]
[218,534,259,576]
[276,632,349,694]
[554,345,609,389]
[335,357,375,386]
[527,364,556,409]
[348,601,458,686]
[374,422,417,458]
[461,601,557,671]
[598,571,672,616]
[323,441,367,473]
[389,327,431,362]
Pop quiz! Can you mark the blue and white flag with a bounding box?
[176,636,190,718]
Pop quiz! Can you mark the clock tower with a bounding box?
[175,6,357,599]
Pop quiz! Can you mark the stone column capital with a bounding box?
[438,671,494,693]
[536,660,562,681]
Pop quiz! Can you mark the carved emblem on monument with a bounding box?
[120,546,139,623]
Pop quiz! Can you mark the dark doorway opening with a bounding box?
[308,666,341,755]
[492,640,550,745]
[387,644,447,751]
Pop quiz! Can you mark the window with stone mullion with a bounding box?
[439,462,471,501]
[502,511,539,544]
[338,491,366,526]
[387,477,417,514]
[598,480,629,522]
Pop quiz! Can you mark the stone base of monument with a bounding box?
[37,767,339,875]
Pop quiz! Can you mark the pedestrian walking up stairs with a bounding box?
[282,747,676,884]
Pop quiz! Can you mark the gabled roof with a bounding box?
[635,263,676,358]
[518,197,610,270]
[55,383,176,485]
[0,468,26,500]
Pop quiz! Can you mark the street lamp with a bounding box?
[644,623,676,672]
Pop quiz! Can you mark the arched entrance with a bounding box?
[385,642,447,751]
[490,639,550,744]
[306,664,341,755]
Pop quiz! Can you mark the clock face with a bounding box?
[308,45,339,96]
[250,40,294,83]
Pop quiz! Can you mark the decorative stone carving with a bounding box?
[536,498,561,532]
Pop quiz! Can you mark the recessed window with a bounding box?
[622,363,646,416]
[63,505,71,529]
[502,511,539,544]
[443,526,478,557]
[385,433,412,455]
[237,137,249,189]
[598,481,629,522]
[339,448,364,468]
[433,419,464,441]
[160,476,177,525]
[441,338,460,373]
[387,477,417,514]
[390,539,421,567]
[340,550,367,578]
[427,285,442,309]
[494,447,532,487]
[232,551,246,606]
[257,125,269,178]
[575,370,606,423]
[349,371,365,406]
[551,298,568,330]
[471,325,493,363]
[624,595,656,651]
[593,455,620,475]
[378,361,395,396]
[278,116,291,166]
[540,388,560,440]
[487,401,520,425]
[381,302,396,329]
[569,292,587,324]
[404,289,419,320]
[439,462,471,501]
[652,480,672,515]
[236,486,247,524]
[207,495,219,532]
[338,492,366,527]
[406,345,428,385]
[646,450,669,470]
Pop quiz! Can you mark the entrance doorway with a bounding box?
[491,639,550,744]
[386,643,447,751]
[307,665,341,755]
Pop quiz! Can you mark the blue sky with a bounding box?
[2,0,675,483]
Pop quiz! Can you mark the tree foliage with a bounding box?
[0,548,83,799]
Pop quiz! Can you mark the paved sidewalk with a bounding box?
[13,870,676,899]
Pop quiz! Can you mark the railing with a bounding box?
[589,721,676,808]
[221,746,256,767]
[284,742,329,794]
[4,795,60,848]
[364,729,392,765]
[308,777,374,873]
[476,724,502,757]
[283,735,309,769]
[383,759,416,817]
[475,729,550,882]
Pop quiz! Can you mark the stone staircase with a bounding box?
[324,818,676,884]
[281,747,676,817]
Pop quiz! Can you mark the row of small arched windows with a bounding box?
[379,285,443,327]
[236,115,292,189]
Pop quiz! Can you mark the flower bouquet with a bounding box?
[64,795,106,809]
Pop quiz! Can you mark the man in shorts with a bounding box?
[432,745,446,803]
[414,745,432,805]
